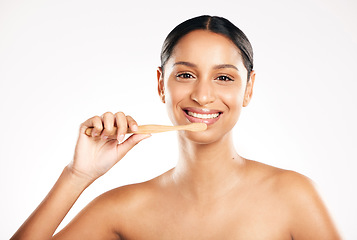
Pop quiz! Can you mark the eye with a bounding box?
[176,73,194,79]
[216,75,234,81]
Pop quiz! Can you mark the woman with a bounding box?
[11,15,340,239]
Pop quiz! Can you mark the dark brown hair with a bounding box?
[160,15,254,80]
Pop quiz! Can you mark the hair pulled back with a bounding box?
[160,15,254,80]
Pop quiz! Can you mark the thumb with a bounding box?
[117,133,151,154]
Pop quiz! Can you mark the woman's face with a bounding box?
[158,30,255,144]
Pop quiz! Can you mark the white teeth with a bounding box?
[187,111,220,119]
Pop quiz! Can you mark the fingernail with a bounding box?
[132,125,138,132]
[118,134,125,143]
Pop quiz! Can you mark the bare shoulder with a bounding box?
[245,159,327,215]
[245,159,341,239]
[98,173,169,213]
[245,159,315,193]
[98,176,166,236]
[95,176,162,212]
[54,177,162,239]
[102,179,155,198]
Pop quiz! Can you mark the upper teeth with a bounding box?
[187,111,220,119]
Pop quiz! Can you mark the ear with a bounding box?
[157,67,165,103]
[243,70,256,107]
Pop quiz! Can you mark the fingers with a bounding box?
[126,115,138,132]
[115,112,127,143]
[81,116,103,137]
[81,112,140,142]
[101,112,115,140]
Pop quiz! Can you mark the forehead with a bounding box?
[169,30,243,66]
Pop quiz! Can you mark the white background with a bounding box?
[1,0,356,238]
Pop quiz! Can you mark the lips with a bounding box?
[183,107,222,125]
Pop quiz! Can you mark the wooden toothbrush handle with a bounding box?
[84,123,206,137]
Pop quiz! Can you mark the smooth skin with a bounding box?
[11,30,341,240]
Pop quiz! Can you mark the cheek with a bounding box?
[164,81,189,123]
[220,87,245,120]
[166,81,180,106]
[165,78,192,104]
[222,87,245,107]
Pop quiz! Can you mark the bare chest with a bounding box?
[118,194,292,240]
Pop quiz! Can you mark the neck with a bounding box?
[171,131,246,202]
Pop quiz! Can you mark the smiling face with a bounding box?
[158,30,255,144]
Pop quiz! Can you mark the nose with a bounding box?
[190,79,216,106]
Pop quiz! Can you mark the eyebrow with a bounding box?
[213,64,239,71]
[173,61,239,71]
[173,61,197,68]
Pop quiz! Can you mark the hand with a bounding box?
[68,112,151,182]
